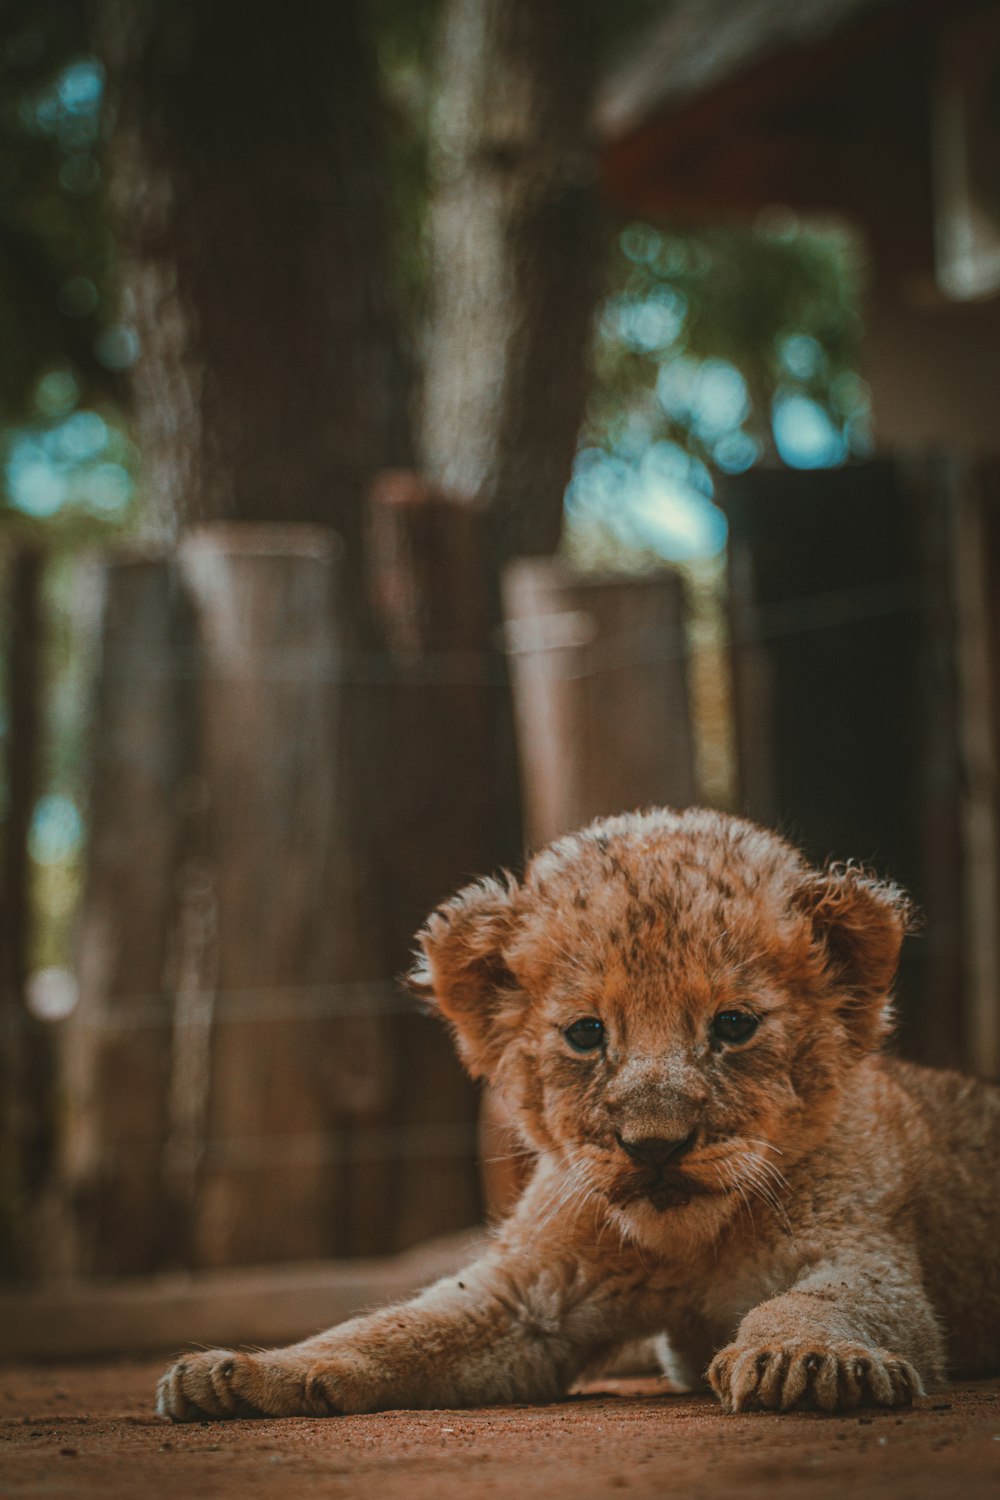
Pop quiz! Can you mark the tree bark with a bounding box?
[419,0,607,563]
[95,0,410,630]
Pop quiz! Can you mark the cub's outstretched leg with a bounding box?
[157,1168,668,1422]
[708,1246,944,1412]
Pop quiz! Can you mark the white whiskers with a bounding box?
[715,1142,793,1240]
[739,1147,793,1238]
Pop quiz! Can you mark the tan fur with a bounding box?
[157,808,1000,1420]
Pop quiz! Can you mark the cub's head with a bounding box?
[410,808,913,1247]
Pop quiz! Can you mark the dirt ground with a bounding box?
[1,1361,998,1500]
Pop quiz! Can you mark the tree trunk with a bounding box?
[95,0,410,630]
[419,0,607,563]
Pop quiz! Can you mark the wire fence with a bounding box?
[79,573,924,687]
[4,520,991,1274]
[70,980,421,1027]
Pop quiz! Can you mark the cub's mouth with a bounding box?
[606,1165,718,1213]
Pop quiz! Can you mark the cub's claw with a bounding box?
[156,1350,322,1422]
[708,1340,923,1413]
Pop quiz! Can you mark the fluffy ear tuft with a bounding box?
[793,865,917,1054]
[407,874,520,1079]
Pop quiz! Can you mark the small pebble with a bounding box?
[59,1447,78,1458]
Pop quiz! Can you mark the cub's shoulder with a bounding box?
[879,1054,999,1143]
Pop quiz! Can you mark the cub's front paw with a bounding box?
[156,1350,321,1422]
[708,1340,923,1413]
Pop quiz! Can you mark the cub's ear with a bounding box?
[407,874,521,1079]
[793,865,917,1054]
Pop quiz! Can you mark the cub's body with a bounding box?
[157,809,999,1420]
[649,1057,1000,1391]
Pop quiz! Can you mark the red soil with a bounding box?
[2,1361,999,1499]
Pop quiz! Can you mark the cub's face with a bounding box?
[411,809,911,1247]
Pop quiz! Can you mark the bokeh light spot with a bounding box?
[34,369,79,419]
[772,392,847,468]
[94,325,140,370]
[57,58,104,114]
[29,794,84,865]
[26,968,79,1023]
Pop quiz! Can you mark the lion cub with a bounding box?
[158,808,999,1419]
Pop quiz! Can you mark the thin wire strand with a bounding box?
[85,574,924,690]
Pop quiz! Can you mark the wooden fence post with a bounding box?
[63,554,195,1275]
[0,547,52,1279]
[722,460,969,1071]
[66,526,399,1273]
[489,559,698,1219]
[177,524,388,1268]
[946,460,999,1079]
[366,473,521,1249]
[502,559,697,848]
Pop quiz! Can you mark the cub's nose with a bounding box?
[616,1130,697,1167]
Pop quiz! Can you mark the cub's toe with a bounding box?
[155,1350,315,1422]
[708,1340,923,1413]
[156,1352,238,1422]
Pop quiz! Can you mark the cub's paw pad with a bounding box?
[156,1350,313,1422]
[708,1340,922,1413]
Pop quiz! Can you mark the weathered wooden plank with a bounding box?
[177,523,388,1268]
[367,474,518,1249]
[0,548,52,1279]
[722,461,968,1070]
[63,555,195,1276]
[946,461,999,1079]
[503,559,697,847]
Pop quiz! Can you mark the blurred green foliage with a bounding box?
[589,216,870,469]
[0,2,108,417]
[0,0,136,545]
[564,217,870,568]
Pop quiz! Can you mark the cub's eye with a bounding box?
[711,1010,759,1045]
[563,1017,605,1053]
